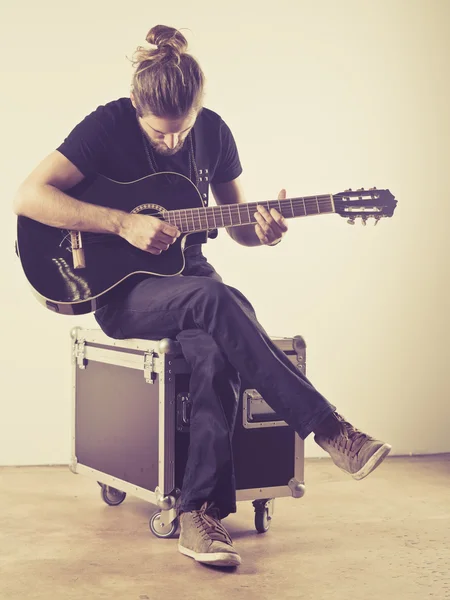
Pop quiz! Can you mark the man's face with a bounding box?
[137,110,198,156]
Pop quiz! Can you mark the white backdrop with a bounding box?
[1,0,449,465]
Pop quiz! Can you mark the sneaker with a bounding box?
[178,502,241,567]
[314,413,392,480]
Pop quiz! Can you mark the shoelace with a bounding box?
[192,502,233,545]
[329,414,371,456]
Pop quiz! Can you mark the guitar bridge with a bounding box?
[70,231,86,269]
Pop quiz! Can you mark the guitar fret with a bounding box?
[193,208,199,231]
[225,205,231,226]
[198,207,206,231]
[176,210,183,231]
[230,205,237,226]
[205,207,211,230]
[174,210,183,231]
[235,205,241,225]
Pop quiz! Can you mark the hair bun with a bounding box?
[146,25,188,55]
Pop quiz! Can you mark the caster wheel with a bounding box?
[255,509,271,533]
[253,499,272,533]
[100,485,126,506]
[149,512,179,538]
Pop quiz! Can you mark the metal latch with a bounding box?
[144,351,157,384]
[74,340,86,369]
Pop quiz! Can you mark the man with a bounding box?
[13,25,391,569]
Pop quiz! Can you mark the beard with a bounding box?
[145,133,186,156]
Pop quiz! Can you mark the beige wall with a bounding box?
[1,0,449,464]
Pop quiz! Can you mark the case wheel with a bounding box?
[98,483,127,506]
[149,511,179,538]
[253,499,273,533]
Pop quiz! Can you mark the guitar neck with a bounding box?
[165,194,336,233]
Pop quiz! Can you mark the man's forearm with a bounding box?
[13,183,128,235]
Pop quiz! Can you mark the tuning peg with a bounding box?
[374,216,382,226]
[345,188,352,192]
[369,187,377,190]
[361,216,367,226]
[347,217,356,225]
[357,187,365,192]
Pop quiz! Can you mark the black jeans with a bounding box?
[94,252,335,518]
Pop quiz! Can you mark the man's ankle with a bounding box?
[314,411,341,437]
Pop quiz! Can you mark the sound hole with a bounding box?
[130,203,167,222]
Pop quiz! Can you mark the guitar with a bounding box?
[16,171,397,315]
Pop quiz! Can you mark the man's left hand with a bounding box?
[254,188,288,246]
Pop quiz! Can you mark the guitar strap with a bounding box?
[193,113,218,240]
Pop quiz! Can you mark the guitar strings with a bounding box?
[71,196,385,246]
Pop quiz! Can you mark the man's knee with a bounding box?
[186,278,231,323]
[177,330,226,371]
[191,278,228,302]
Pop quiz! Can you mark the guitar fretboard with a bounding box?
[164,195,335,233]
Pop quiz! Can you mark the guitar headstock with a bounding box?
[333,188,397,225]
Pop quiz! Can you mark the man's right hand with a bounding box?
[120,213,181,255]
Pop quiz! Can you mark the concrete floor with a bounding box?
[1,455,449,600]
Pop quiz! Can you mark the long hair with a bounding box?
[131,25,205,118]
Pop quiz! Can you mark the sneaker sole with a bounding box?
[178,544,241,567]
[351,443,392,480]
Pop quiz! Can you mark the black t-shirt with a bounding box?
[57,97,242,185]
[56,98,243,282]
